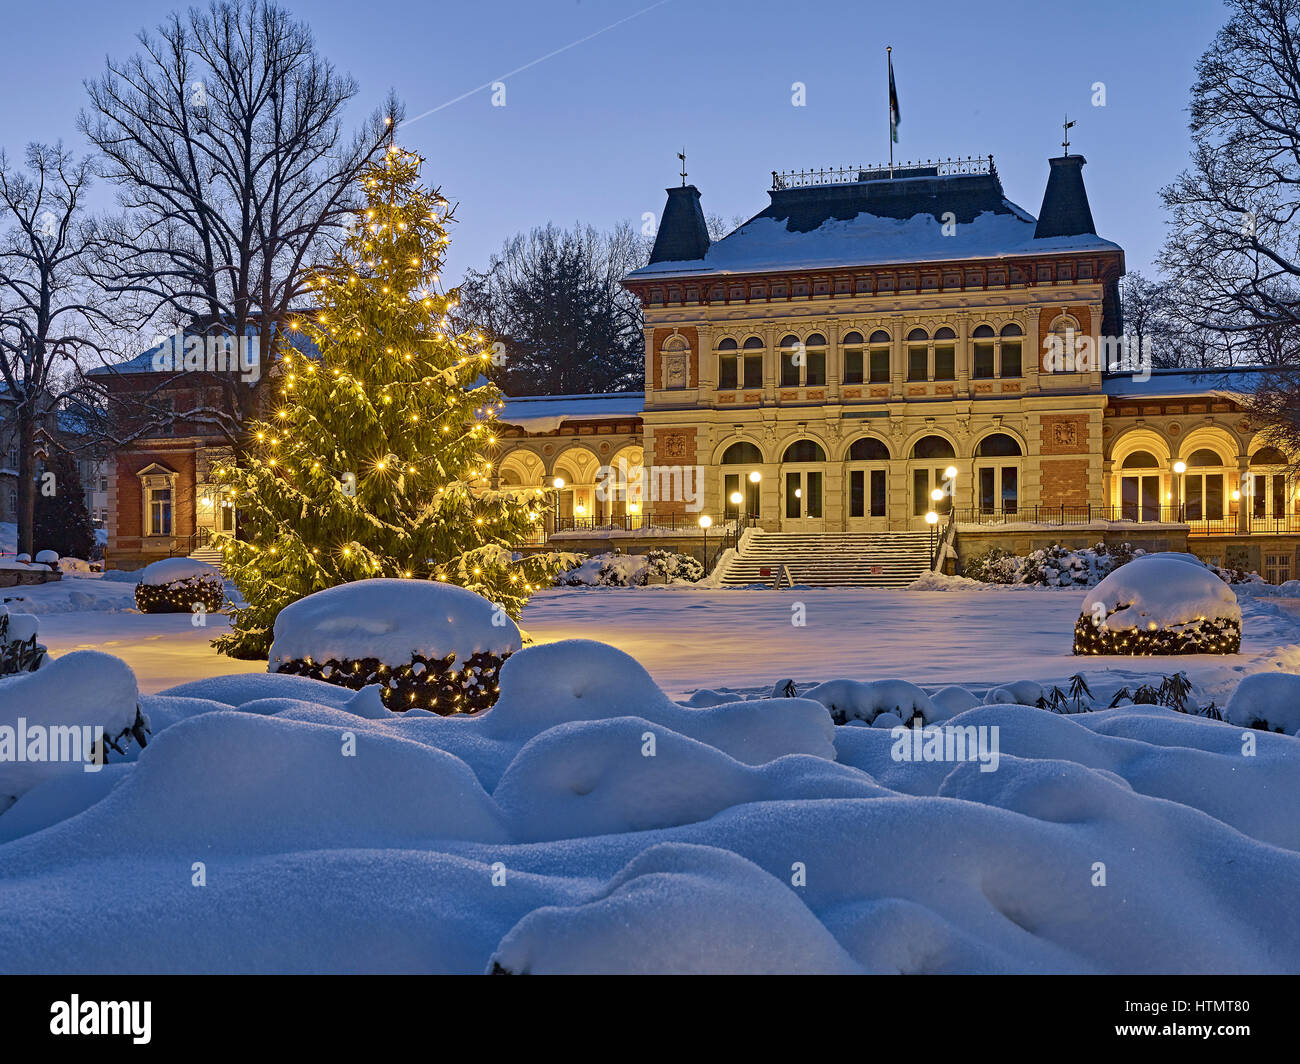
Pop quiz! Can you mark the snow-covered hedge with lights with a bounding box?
[558,549,704,587]
[1073,554,1242,655]
[268,579,521,714]
[133,558,225,614]
[964,541,1144,587]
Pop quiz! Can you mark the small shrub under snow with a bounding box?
[963,541,1143,587]
[133,558,224,614]
[557,549,703,587]
[1073,554,1242,655]
[269,579,521,714]
[1224,673,1300,734]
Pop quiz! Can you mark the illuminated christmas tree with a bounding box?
[212,145,561,659]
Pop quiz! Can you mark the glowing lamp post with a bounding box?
[552,476,565,533]
[699,513,712,569]
[925,509,939,558]
[1172,460,1187,521]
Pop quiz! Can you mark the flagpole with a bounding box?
[887,46,893,178]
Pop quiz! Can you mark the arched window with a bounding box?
[975,434,1022,514]
[1182,448,1230,522]
[910,435,956,460]
[909,436,955,517]
[1248,447,1290,524]
[847,437,890,461]
[976,433,1022,457]
[1121,451,1160,469]
[934,327,956,381]
[779,333,827,388]
[804,333,827,387]
[721,442,763,520]
[972,324,996,379]
[1000,323,1023,378]
[1251,446,1288,466]
[717,338,739,390]
[842,330,865,385]
[722,441,764,465]
[846,437,889,520]
[783,440,826,463]
[779,334,802,387]
[868,330,891,383]
[735,336,763,389]
[907,328,929,382]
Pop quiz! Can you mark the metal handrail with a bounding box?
[949,505,1299,537]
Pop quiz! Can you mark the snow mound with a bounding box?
[139,558,222,586]
[2,641,1299,974]
[803,678,935,724]
[490,843,861,974]
[269,578,520,666]
[483,640,836,764]
[0,651,142,806]
[34,550,57,565]
[1224,673,1300,734]
[984,680,1044,706]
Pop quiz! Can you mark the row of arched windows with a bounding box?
[720,432,1023,465]
[715,325,1026,388]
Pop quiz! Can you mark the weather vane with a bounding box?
[1062,115,1076,156]
[678,148,687,186]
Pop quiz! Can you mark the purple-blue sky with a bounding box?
[0,0,1228,282]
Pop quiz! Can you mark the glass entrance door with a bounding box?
[783,469,824,530]
[1121,475,1161,522]
[846,465,887,531]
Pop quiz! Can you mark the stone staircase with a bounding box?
[188,545,225,573]
[718,529,934,588]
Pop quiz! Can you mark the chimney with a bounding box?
[1034,155,1097,240]
[648,185,710,264]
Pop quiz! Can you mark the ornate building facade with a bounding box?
[494,152,1299,578]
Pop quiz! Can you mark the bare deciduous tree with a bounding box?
[80,0,398,449]
[0,144,104,556]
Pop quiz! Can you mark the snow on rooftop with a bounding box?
[629,205,1119,279]
[498,392,644,434]
[1103,367,1270,400]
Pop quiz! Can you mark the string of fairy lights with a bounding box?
[210,143,560,654]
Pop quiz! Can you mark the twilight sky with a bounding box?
[0,0,1228,283]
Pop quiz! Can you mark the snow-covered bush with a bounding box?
[133,558,224,614]
[34,550,58,567]
[0,650,147,808]
[1224,674,1300,734]
[0,606,45,675]
[1073,554,1242,655]
[803,678,935,725]
[557,549,703,587]
[964,541,1143,587]
[268,578,522,714]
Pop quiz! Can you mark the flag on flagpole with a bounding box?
[889,52,900,144]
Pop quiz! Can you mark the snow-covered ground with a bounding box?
[1,569,1297,973]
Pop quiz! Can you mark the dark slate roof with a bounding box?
[628,159,1120,280]
[1034,155,1097,240]
[648,185,711,265]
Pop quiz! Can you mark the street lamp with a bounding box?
[699,514,713,569]
[1172,460,1186,520]
[925,509,939,558]
[551,476,565,533]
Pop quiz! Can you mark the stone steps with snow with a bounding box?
[719,530,933,587]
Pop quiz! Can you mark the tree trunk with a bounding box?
[16,412,36,558]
